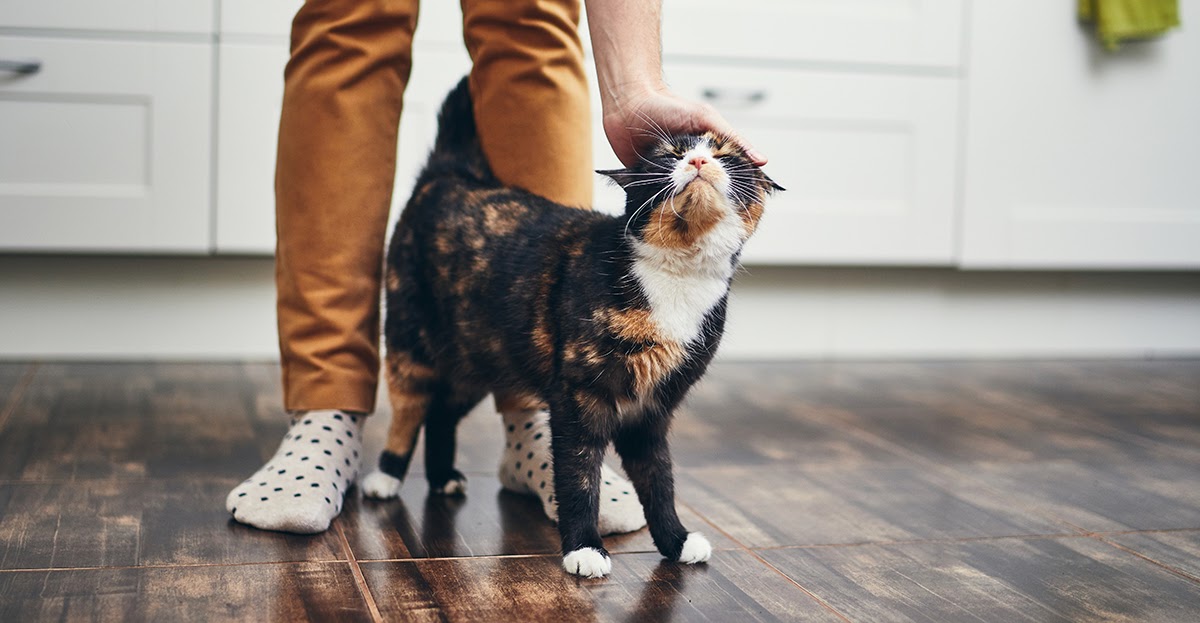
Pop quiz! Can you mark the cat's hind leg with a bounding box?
[361,350,436,500]
[423,384,485,495]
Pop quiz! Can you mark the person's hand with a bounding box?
[602,84,768,168]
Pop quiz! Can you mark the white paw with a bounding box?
[678,532,712,564]
[432,477,467,496]
[562,547,612,579]
[361,471,402,499]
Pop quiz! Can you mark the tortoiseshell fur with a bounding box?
[375,78,780,571]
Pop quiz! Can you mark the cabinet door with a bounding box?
[0,0,214,35]
[661,62,959,265]
[214,42,472,253]
[961,1,1200,269]
[220,0,459,44]
[214,42,287,254]
[0,36,212,253]
[662,0,964,69]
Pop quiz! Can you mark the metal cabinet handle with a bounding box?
[701,87,767,108]
[0,59,42,75]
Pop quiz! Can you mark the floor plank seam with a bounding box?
[0,559,350,573]
[811,412,1110,538]
[0,363,38,434]
[351,547,748,566]
[744,551,855,623]
[953,382,1200,465]
[1087,535,1200,586]
[752,532,1089,550]
[334,521,385,623]
[676,497,856,623]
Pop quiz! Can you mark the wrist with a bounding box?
[600,78,666,117]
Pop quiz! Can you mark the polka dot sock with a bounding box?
[226,409,362,534]
[498,408,646,535]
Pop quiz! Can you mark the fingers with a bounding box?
[694,104,768,166]
[602,90,769,168]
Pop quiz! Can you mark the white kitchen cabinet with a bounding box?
[218,0,301,39]
[213,43,287,254]
[213,1,491,253]
[662,0,965,69]
[960,0,1200,269]
[0,0,214,35]
[0,36,213,253]
[219,0,459,43]
[215,39,473,253]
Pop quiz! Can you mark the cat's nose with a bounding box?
[688,155,708,169]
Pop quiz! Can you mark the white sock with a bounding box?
[498,408,646,535]
[226,409,363,534]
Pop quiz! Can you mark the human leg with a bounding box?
[228,0,420,533]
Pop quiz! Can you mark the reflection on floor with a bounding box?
[0,360,1198,621]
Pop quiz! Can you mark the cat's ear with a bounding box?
[596,168,641,189]
[762,171,785,193]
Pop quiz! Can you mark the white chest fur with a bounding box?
[631,212,744,345]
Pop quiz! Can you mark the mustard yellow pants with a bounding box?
[275,0,593,412]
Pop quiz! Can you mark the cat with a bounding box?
[361,77,781,578]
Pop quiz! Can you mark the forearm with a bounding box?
[583,0,767,166]
[584,0,666,114]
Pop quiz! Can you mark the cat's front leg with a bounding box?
[614,415,711,564]
[549,400,611,578]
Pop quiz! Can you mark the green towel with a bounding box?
[1079,0,1181,50]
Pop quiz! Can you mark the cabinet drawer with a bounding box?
[663,62,959,265]
[220,0,460,44]
[215,42,471,253]
[0,36,212,253]
[0,0,214,35]
[662,0,964,69]
[218,0,299,38]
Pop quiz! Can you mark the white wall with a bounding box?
[2,257,1197,361]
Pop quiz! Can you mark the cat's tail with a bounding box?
[422,76,496,185]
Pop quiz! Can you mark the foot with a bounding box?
[498,408,646,535]
[677,532,712,564]
[226,410,363,534]
[429,468,468,496]
[562,547,612,579]
[361,470,402,499]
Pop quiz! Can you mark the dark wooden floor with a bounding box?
[0,360,1198,622]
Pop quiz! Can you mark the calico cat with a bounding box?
[361,78,781,578]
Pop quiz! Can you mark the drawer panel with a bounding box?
[0,0,214,35]
[663,62,960,265]
[662,0,964,69]
[218,0,300,38]
[0,36,212,253]
[215,42,471,253]
[219,0,461,44]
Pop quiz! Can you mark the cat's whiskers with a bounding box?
[623,178,672,188]
[632,111,673,146]
[635,151,673,171]
[623,183,673,239]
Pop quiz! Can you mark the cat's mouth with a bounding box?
[681,167,722,190]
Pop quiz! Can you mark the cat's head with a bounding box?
[599,132,783,251]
